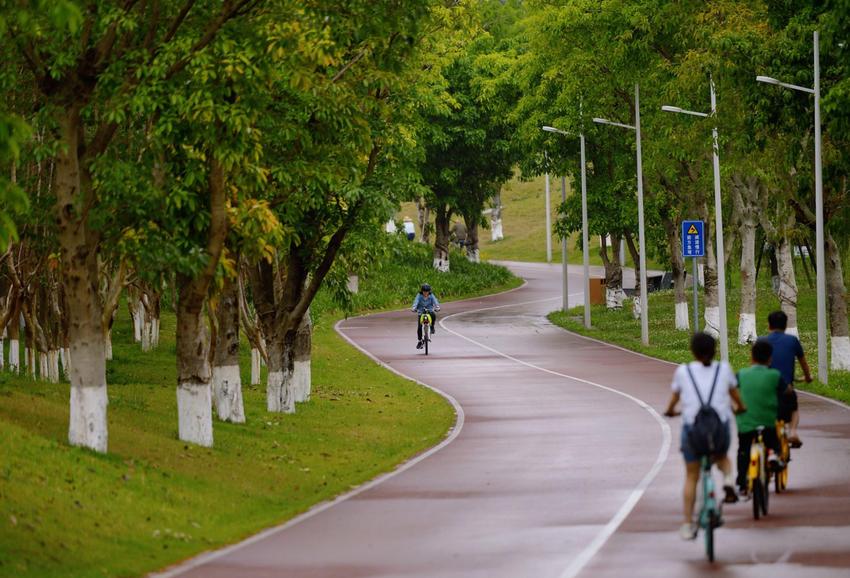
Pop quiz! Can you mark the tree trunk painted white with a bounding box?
[775,237,799,336]
[48,350,60,383]
[28,348,37,378]
[738,313,757,346]
[605,287,625,309]
[175,281,215,447]
[825,233,850,371]
[267,334,296,414]
[433,257,450,272]
[176,382,214,446]
[433,207,451,272]
[132,302,142,342]
[9,339,20,373]
[417,197,430,244]
[663,216,689,331]
[466,248,480,263]
[212,365,245,423]
[675,301,690,332]
[703,204,720,338]
[62,348,71,376]
[40,352,48,380]
[105,329,113,361]
[141,319,153,352]
[491,218,503,241]
[831,336,850,372]
[266,370,295,413]
[733,176,759,345]
[704,306,720,338]
[293,311,312,403]
[212,275,245,423]
[0,337,3,370]
[251,348,261,385]
[69,375,108,453]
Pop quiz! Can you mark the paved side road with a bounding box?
[153,261,850,578]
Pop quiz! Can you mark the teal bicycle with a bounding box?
[697,455,722,562]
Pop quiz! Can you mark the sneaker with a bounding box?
[788,435,803,449]
[723,484,739,504]
[416,340,423,350]
[679,522,697,540]
[737,486,749,500]
[768,453,785,471]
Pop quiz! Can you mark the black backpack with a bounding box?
[686,364,726,456]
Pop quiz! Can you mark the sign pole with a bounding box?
[683,219,705,335]
[693,258,699,333]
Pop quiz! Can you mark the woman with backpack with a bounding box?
[664,332,747,540]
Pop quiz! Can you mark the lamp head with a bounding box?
[756,75,780,85]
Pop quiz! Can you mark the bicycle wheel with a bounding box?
[705,510,716,562]
[752,481,762,520]
[761,474,769,515]
[778,465,788,492]
[424,333,429,355]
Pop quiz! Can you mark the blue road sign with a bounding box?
[682,220,705,258]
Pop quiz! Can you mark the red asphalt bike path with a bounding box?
[154,261,850,578]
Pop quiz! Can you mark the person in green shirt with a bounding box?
[735,339,786,495]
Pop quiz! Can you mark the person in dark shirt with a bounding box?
[761,311,812,447]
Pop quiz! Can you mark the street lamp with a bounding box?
[544,152,552,263]
[757,31,827,384]
[661,77,730,362]
[542,125,591,327]
[593,83,649,346]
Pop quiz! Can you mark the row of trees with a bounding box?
[0,0,520,453]
[2,1,848,455]
[482,1,850,367]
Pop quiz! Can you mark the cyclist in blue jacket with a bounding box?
[411,283,441,349]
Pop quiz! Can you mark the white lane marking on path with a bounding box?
[150,321,466,578]
[151,282,537,577]
[552,323,850,412]
[439,296,672,578]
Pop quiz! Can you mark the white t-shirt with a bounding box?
[403,221,415,235]
[671,361,737,425]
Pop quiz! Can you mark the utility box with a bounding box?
[589,277,607,305]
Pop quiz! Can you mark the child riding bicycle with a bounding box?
[735,339,787,496]
[664,332,746,540]
[411,283,440,350]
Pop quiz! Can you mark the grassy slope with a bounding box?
[399,172,666,268]
[0,244,519,578]
[548,272,850,406]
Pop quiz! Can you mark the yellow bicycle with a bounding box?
[746,426,770,520]
[774,419,790,493]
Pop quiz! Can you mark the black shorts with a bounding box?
[778,389,798,422]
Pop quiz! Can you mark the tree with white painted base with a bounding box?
[212,274,245,423]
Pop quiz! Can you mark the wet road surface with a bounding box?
[154,262,850,578]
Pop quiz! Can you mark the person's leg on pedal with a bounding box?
[416,317,424,349]
[429,311,436,334]
[681,461,700,540]
[736,431,755,494]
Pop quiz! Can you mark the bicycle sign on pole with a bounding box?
[682,220,705,332]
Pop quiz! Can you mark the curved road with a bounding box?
[157,262,850,578]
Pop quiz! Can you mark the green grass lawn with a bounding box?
[548,276,850,406]
[0,243,519,578]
